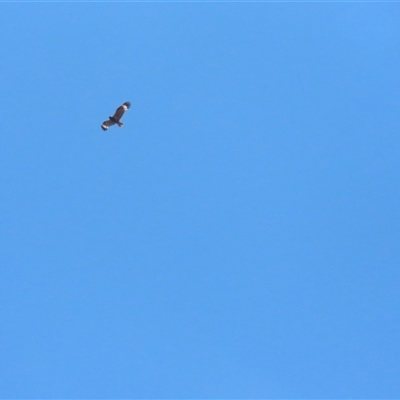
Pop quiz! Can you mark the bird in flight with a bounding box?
[101,101,131,131]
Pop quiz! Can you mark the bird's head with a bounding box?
[123,101,131,109]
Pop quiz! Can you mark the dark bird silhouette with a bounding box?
[101,101,131,131]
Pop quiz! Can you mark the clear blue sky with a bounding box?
[1,2,399,398]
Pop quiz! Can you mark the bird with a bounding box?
[101,101,131,131]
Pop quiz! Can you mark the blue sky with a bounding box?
[1,2,399,398]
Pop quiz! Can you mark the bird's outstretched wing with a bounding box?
[101,119,116,131]
[112,105,126,123]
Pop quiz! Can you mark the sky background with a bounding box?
[1,1,399,398]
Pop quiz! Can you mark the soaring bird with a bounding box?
[101,101,131,131]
